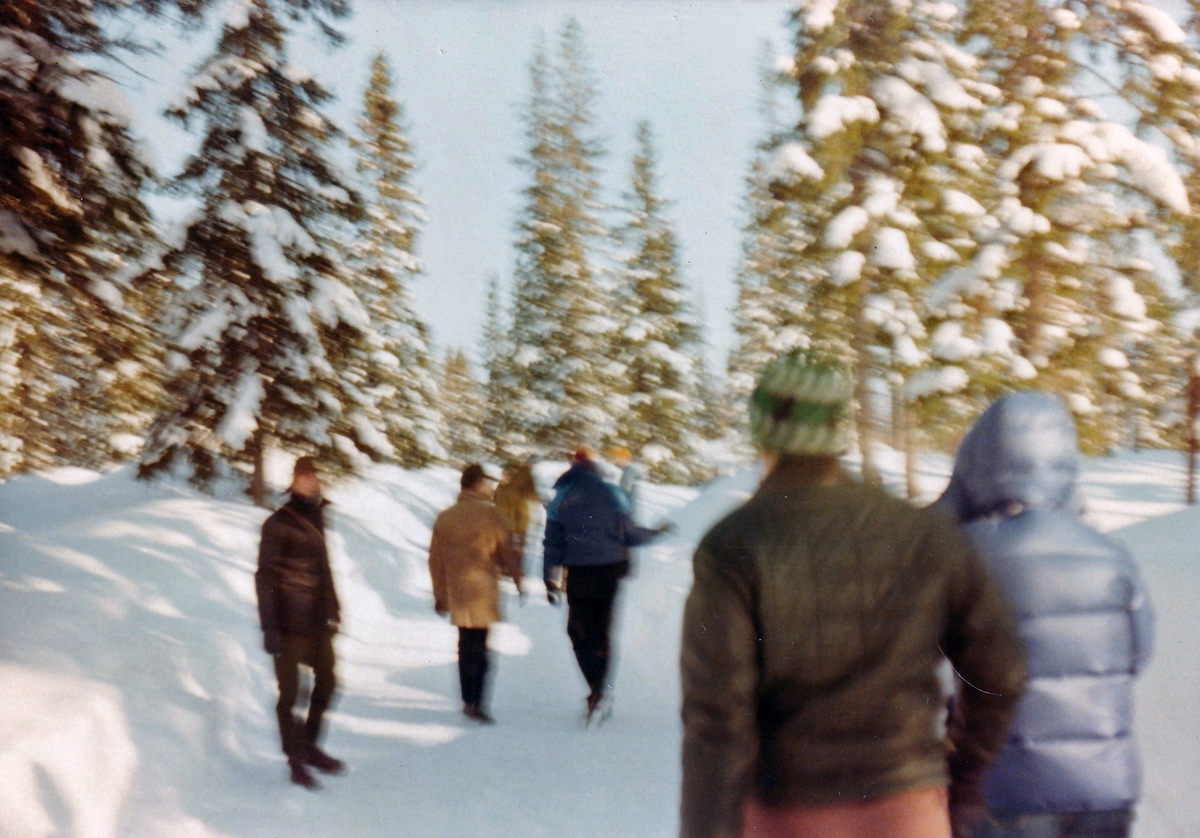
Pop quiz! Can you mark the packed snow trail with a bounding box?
[0,452,1197,837]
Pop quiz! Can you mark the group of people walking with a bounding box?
[252,349,1155,838]
[428,446,670,726]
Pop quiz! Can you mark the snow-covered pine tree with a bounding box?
[1083,0,1200,486]
[960,0,1189,453]
[507,19,621,459]
[726,42,815,448]
[350,51,443,468]
[479,272,524,459]
[441,349,487,465]
[0,0,165,475]
[612,120,708,484]
[775,0,997,487]
[139,0,387,503]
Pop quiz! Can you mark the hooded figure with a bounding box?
[938,392,1155,838]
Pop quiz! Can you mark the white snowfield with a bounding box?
[0,452,1196,838]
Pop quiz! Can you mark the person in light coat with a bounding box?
[938,391,1155,838]
[429,464,522,723]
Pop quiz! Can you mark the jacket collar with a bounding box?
[758,456,847,494]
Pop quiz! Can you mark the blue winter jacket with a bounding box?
[938,391,1154,814]
[542,461,660,578]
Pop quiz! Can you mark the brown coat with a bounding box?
[428,490,521,628]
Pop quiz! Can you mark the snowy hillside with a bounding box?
[0,451,1197,838]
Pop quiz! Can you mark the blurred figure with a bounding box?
[429,464,523,724]
[492,462,545,580]
[680,351,1026,838]
[543,446,670,724]
[938,392,1155,838]
[607,446,643,515]
[256,456,345,789]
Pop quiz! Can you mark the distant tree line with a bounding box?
[4,1,1200,499]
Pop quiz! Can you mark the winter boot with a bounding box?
[463,703,496,724]
[305,744,346,775]
[289,759,320,790]
[585,692,613,727]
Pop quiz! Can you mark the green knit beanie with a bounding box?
[748,351,853,456]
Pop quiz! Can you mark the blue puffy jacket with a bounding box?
[542,460,660,578]
[939,391,1154,814]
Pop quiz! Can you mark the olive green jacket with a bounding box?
[680,460,1025,838]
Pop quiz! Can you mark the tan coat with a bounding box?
[428,491,520,628]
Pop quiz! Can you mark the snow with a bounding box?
[1124,2,1187,45]
[0,210,39,259]
[225,0,255,31]
[16,147,80,213]
[869,226,915,272]
[796,0,838,33]
[870,76,947,153]
[0,34,38,88]
[60,74,134,128]
[217,369,265,450]
[824,205,869,249]
[829,250,866,286]
[2,449,1195,836]
[768,142,823,183]
[1098,347,1131,369]
[805,95,879,140]
[943,189,987,218]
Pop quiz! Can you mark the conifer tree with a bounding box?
[506,19,620,458]
[139,0,385,503]
[479,273,524,459]
[777,0,998,485]
[441,349,487,465]
[351,51,443,467]
[959,0,1189,453]
[613,120,707,483]
[0,1,166,474]
[726,44,814,446]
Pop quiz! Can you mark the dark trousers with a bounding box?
[458,627,490,707]
[274,631,337,763]
[976,809,1134,838]
[565,564,625,697]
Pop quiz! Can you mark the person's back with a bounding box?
[680,351,1026,838]
[938,392,1154,837]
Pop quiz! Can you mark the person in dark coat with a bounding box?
[543,446,669,724]
[256,456,344,789]
[938,392,1155,838]
[680,351,1026,838]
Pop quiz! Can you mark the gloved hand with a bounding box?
[545,579,563,606]
[263,630,284,656]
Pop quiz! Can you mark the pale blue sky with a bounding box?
[115,0,797,368]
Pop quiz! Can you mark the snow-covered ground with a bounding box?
[0,450,1196,838]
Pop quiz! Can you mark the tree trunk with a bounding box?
[1188,357,1199,505]
[902,400,919,502]
[853,302,881,488]
[248,426,269,508]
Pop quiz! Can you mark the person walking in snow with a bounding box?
[606,446,643,515]
[543,446,670,724]
[937,392,1155,838]
[429,464,523,724]
[492,462,545,579]
[679,351,1026,838]
[256,456,345,789]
